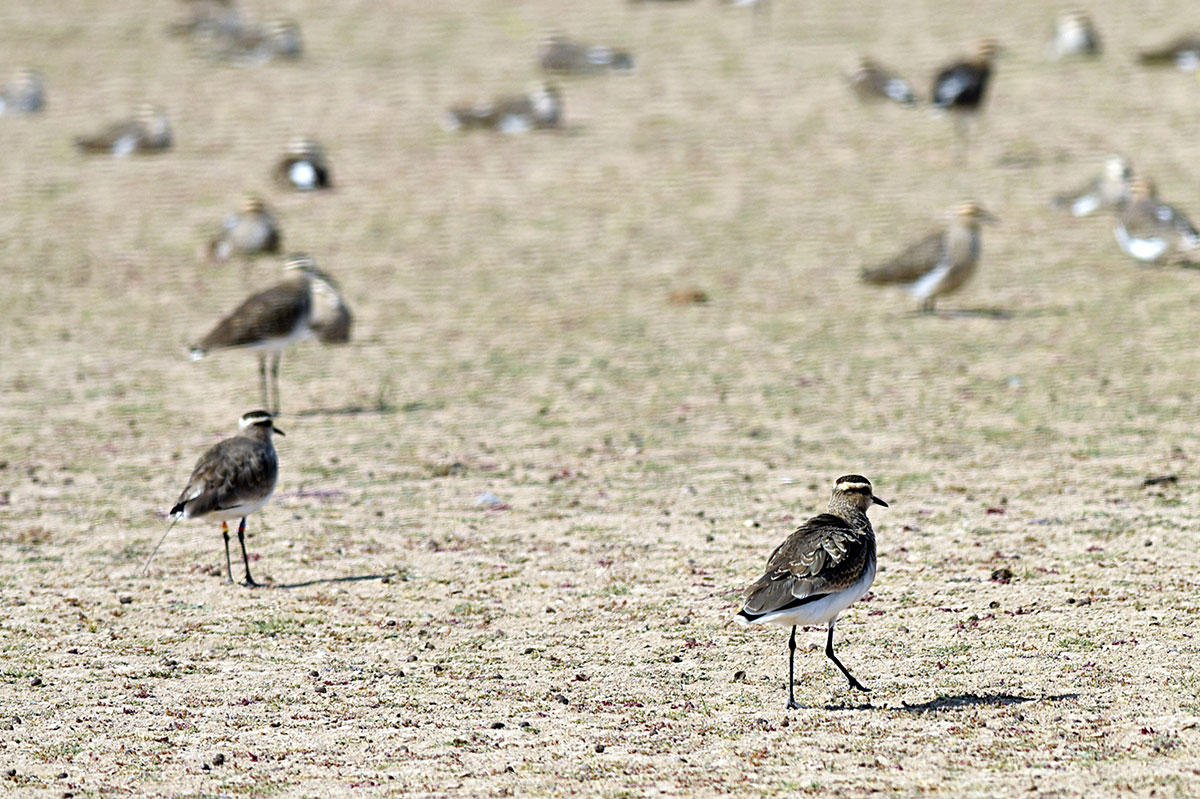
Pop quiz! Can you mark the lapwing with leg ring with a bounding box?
[736,475,888,709]
[190,254,353,414]
[144,410,282,586]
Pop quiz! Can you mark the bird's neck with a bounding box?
[827,497,872,531]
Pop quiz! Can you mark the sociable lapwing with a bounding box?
[190,255,353,413]
[1052,155,1132,217]
[443,85,562,134]
[736,475,888,709]
[1138,34,1200,71]
[1047,11,1101,60]
[0,68,44,115]
[1114,177,1200,264]
[145,410,282,586]
[209,195,282,261]
[75,105,172,156]
[862,201,995,313]
[274,137,330,191]
[849,58,918,105]
[539,35,633,74]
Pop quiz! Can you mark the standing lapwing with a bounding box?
[274,137,330,191]
[1047,11,1101,60]
[932,40,998,159]
[848,58,917,105]
[190,255,353,413]
[208,195,282,261]
[443,85,562,134]
[215,18,303,62]
[145,410,282,586]
[862,201,996,313]
[0,68,44,115]
[1138,34,1200,71]
[75,105,172,156]
[168,0,242,39]
[539,35,633,74]
[1114,177,1200,264]
[736,475,888,709]
[1052,155,1132,217]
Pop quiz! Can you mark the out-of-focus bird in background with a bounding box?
[539,35,634,75]
[0,68,44,115]
[1047,11,1101,60]
[75,104,172,156]
[862,201,996,313]
[848,57,918,105]
[443,85,563,134]
[190,255,353,414]
[1114,177,1200,264]
[1137,33,1200,72]
[208,195,282,261]
[274,137,331,191]
[1052,154,1132,218]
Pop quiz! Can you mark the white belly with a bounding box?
[738,560,876,629]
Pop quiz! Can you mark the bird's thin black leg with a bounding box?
[237,517,260,587]
[826,621,869,692]
[270,353,282,415]
[258,354,270,411]
[787,625,800,709]
[221,521,234,583]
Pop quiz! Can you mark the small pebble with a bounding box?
[57,771,67,779]
[211,753,225,766]
[309,670,319,678]
[519,721,531,728]
[671,655,682,663]
[201,763,210,772]
[491,722,505,729]
[29,677,42,687]
[315,685,327,694]
[594,744,605,753]
[5,768,15,777]
[554,693,569,705]
[733,670,746,681]
[119,596,132,605]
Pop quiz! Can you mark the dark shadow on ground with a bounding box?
[907,307,1015,320]
[277,573,392,590]
[896,692,1079,712]
[293,404,397,418]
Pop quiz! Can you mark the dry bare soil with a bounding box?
[2,1,1200,796]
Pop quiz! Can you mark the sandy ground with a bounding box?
[2,1,1200,796]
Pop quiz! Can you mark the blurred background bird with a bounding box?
[74,104,172,156]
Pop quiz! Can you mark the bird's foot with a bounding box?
[241,576,262,588]
[849,678,871,693]
[786,698,801,710]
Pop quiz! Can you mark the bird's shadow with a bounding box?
[813,691,1078,712]
[276,573,392,590]
[293,404,397,418]
[909,307,1015,320]
[893,691,1078,713]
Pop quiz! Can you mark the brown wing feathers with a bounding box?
[195,276,310,352]
[741,515,869,616]
[172,437,277,518]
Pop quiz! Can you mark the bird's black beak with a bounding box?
[273,426,286,436]
[872,495,889,507]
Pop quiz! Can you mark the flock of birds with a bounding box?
[5,1,1200,709]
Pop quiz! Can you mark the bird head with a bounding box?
[831,475,889,512]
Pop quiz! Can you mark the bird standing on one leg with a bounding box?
[146,410,284,586]
[736,475,888,709]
